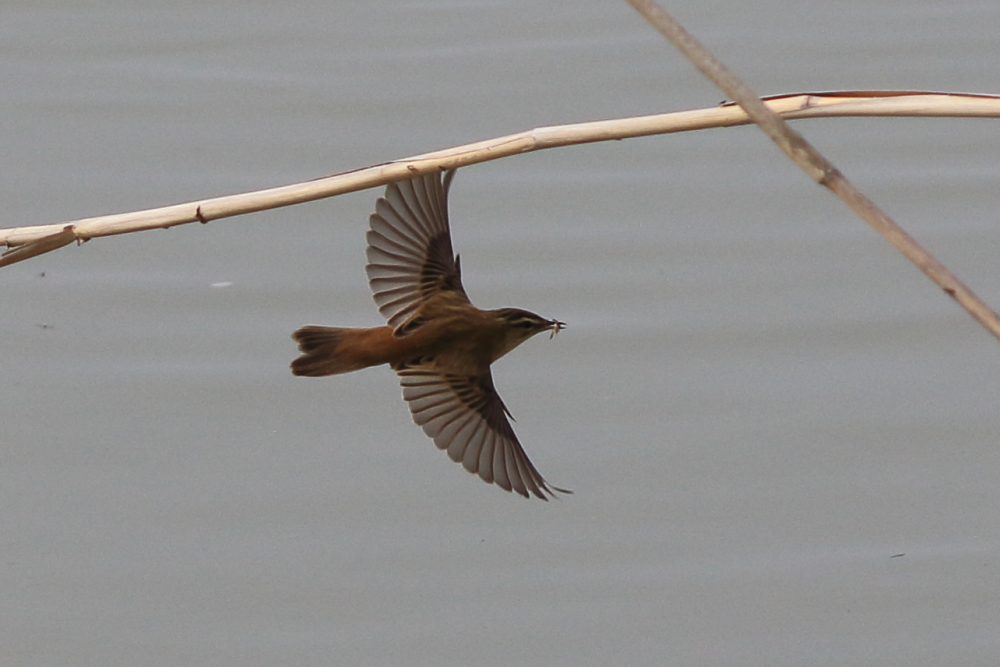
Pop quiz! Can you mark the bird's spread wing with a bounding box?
[397,366,568,500]
[365,170,470,333]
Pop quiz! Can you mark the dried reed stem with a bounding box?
[2,91,1000,270]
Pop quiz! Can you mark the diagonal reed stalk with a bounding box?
[622,0,1000,341]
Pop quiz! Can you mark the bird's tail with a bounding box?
[290,325,392,376]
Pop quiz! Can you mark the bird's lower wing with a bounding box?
[396,367,567,500]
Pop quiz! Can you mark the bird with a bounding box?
[291,169,568,499]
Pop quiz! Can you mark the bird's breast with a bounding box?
[395,311,505,373]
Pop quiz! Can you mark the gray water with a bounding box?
[4,2,1000,665]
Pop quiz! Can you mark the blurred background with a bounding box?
[3,1,1000,665]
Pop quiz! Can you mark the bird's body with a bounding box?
[293,308,533,376]
[291,170,566,499]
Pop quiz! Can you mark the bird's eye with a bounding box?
[516,319,535,328]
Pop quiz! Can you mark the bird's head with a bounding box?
[492,308,565,359]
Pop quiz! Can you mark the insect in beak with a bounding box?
[549,320,566,339]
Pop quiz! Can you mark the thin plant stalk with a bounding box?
[623,0,1000,342]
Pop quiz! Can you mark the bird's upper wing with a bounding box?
[365,170,470,333]
[397,366,568,500]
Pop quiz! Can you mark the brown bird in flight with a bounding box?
[291,170,568,499]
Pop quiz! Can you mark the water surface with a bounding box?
[3,2,1000,665]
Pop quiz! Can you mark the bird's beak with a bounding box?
[548,319,566,339]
